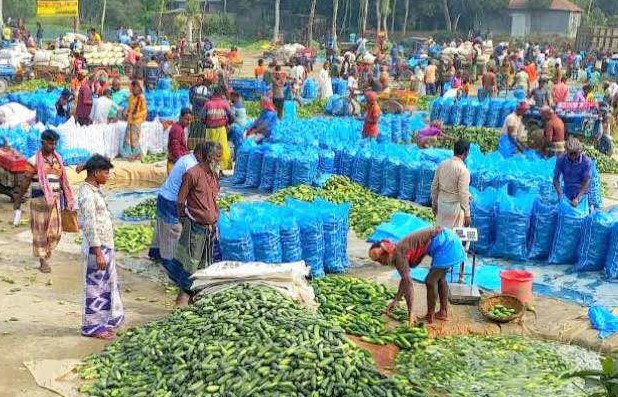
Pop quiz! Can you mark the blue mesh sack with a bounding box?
[381,158,401,197]
[273,155,294,191]
[464,100,479,126]
[451,99,465,126]
[218,216,255,262]
[258,149,278,192]
[430,97,443,121]
[548,199,590,264]
[471,187,500,255]
[440,98,454,125]
[368,156,384,193]
[244,148,264,188]
[475,101,490,127]
[605,224,618,280]
[415,163,436,206]
[333,148,344,174]
[318,149,335,175]
[251,220,282,263]
[576,210,618,272]
[280,212,303,262]
[528,197,559,260]
[352,150,371,186]
[292,151,318,186]
[398,161,419,201]
[314,200,349,274]
[491,192,535,261]
[287,200,325,278]
[341,148,357,177]
[232,142,255,185]
[589,162,603,209]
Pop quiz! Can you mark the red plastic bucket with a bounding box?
[500,270,534,304]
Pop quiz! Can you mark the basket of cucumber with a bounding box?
[479,294,525,323]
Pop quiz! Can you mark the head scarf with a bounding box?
[365,91,377,103]
[260,97,276,112]
[516,101,529,113]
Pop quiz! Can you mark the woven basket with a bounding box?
[479,294,525,323]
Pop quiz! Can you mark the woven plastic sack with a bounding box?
[273,155,294,191]
[318,149,335,175]
[352,150,371,187]
[368,212,430,243]
[605,224,618,280]
[528,197,559,260]
[244,149,264,188]
[218,216,255,262]
[286,199,325,278]
[415,163,436,206]
[548,199,590,264]
[341,148,357,177]
[381,158,401,197]
[280,213,303,262]
[258,149,278,192]
[333,148,344,174]
[491,192,535,261]
[232,141,255,185]
[251,220,282,263]
[292,151,318,186]
[589,162,603,209]
[430,97,442,121]
[368,156,384,193]
[475,101,490,127]
[398,161,419,201]
[471,187,500,255]
[576,210,618,272]
[315,200,349,274]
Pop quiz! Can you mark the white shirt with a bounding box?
[347,76,358,91]
[90,96,118,124]
[291,65,305,81]
[126,28,133,38]
[502,112,526,140]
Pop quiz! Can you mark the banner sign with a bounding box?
[37,0,79,17]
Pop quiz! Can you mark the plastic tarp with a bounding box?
[604,224,618,280]
[588,306,618,339]
[368,212,431,243]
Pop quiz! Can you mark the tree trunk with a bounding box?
[187,18,193,44]
[0,0,3,30]
[331,0,339,43]
[100,0,107,34]
[308,0,317,46]
[403,0,409,34]
[157,0,166,38]
[376,0,381,33]
[442,0,452,31]
[360,0,369,37]
[224,0,227,14]
[390,0,397,34]
[382,14,388,39]
[273,0,280,43]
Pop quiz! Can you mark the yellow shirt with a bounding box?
[93,33,102,44]
[127,94,147,125]
[2,27,11,40]
[425,65,437,84]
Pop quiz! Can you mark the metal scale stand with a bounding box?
[448,227,481,305]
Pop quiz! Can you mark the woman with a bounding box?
[417,121,452,148]
[245,97,278,143]
[363,91,381,139]
[318,62,333,100]
[120,81,147,161]
[13,130,75,273]
[204,87,233,171]
[369,226,466,325]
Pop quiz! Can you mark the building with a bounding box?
[168,0,222,12]
[484,0,583,38]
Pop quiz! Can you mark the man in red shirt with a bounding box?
[363,91,381,139]
[552,76,569,104]
[75,70,93,126]
[167,108,193,173]
[204,87,234,171]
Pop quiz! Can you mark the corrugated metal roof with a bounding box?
[508,0,583,12]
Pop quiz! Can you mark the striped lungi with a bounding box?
[30,193,62,259]
[187,120,209,151]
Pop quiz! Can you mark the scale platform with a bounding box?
[449,283,481,304]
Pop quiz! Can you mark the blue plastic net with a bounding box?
[273,155,294,192]
[280,212,303,262]
[251,221,283,263]
[491,192,535,261]
[415,163,436,206]
[577,210,618,272]
[381,158,401,197]
[605,224,618,280]
[471,187,500,255]
[368,156,384,193]
[398,162,418,201]
[318,149,335,175]
[218,216,255,262]
[528,197,559,260]
[292,150,319,186]
[244,149,264,188]
[258,149,278,192]
[548,199,590,264]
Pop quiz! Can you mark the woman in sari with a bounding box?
[13,130,75,273]
[77,155,123,340]
[119,81,147,161]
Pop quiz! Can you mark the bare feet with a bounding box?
[424,313,435,325]
[39,258,51,273]
[435,310,448,321]
[175,292,190,308]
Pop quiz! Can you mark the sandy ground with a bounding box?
[2,50,618,396]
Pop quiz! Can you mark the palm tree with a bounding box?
[273,0,281,43]
[403,0,410,34]
[390,0,397,34]
[331,0,340,43]
[360,0,369,36]
[380,0,391,39]
[308,0,318,45]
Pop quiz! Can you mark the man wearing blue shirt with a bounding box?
[149,144,207,271]
[553,137,592,208]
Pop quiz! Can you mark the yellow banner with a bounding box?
[37,0,79,17]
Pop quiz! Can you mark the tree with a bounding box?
[376,0,381,33]
[101,0,107,34]
[390,0,397,33]
[380,0,391,39]
[403,0,409,34]
[308,0,317,45]
[441,0,452,31]
[273,0,280,42]
[331,0,339,43]
[359,0,369,36]
[184,0,200,44]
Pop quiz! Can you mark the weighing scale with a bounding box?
[448,227,481,305]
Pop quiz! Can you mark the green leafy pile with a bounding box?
[396,335,582,397]
[141,153,168,164]
[269,176,434,238]
[79,284,427,397]
[217,193,244,211]
[7,79,55,93]
[416,95,437,112]
[245,100,325,119]
[584,145,618,174]
[122,198,157,221]
[441,126,501,153]
[114,224,155,254]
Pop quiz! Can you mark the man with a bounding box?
[272,65,287,119]
[167,108,193,172]
[552,76,569,104]
[424,61,437,95]
[55,88,73,119]
[204,87,233,171]
[369,226,466,325]
[553,137,592,208]
[541,106,566,156]
[90,89,118,124]
[172,142,221,306]
[245,97,278,143]
[530,78,551,108]
[500,101,528,156]
[254,59,267,79]
[77,155,122,340]
[479,67,497,101]
[514,66,529,92]
[149,144,208,296]
[431,139,471,229]
[75,70,93,126]
[187,75,211,150]
[363,91,381,139]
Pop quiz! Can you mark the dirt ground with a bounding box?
[2,50,618,396]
